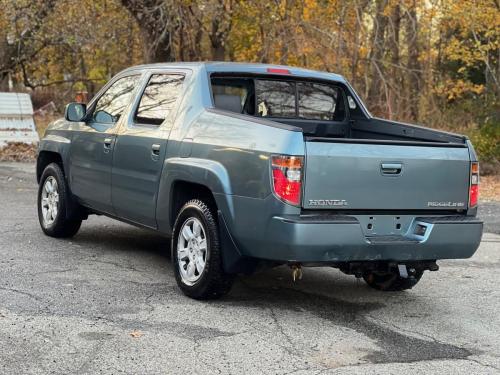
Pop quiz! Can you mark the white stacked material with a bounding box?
[0,92,39,146]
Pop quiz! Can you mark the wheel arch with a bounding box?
[156,158,254,274]
[169,180,219,230]
[37,151,64,183]
[37,134,72,183]
[37,136,84,221]
[156,157,233,234]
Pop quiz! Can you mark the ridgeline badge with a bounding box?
[427,201,465,208]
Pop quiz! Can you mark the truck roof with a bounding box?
[122,62,347,83]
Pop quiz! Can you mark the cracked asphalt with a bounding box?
[1,162,499,374]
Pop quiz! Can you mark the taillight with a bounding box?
[271,155,303,206]
[266,68,291,75]
[469,162,479,207]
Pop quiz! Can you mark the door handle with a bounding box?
[381,163,402,175]
[151,144,161,155]
[103,138,113,153]
[151,144,161,161]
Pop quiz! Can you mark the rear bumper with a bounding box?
[249,215,483,263]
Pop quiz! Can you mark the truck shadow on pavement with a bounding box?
[72,225,477,366]
[229,275,475,365]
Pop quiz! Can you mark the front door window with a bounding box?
[91,75,142,124]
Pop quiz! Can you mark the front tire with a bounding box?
[363,269,423,291]
[172,199,234,299]
[38,163,82,238]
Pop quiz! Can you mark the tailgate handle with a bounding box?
[381,163,402,175]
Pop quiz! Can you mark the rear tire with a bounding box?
[172,199,234,299]
[38,163,82,238]
[363,269,423,291]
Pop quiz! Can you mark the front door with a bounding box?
[69,74,142,214]
[112,73,185,227]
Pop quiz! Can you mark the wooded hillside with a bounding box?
[0,0,498,170]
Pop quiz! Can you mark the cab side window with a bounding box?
[135,74,185,125]
[91,75,141,124]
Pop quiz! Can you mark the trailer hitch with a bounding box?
[398,264,409,278]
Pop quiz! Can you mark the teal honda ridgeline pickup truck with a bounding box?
[37,62,483,299]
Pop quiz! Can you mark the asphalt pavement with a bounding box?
[1,162,499,374]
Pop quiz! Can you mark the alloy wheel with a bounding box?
[177,217,208,285]
[40,176,59,227]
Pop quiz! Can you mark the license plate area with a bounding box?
[357,215,414,236]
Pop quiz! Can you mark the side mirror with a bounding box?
[65,102,86,122]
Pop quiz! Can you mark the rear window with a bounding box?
[211,76,346,121]
[297,82,340,120]
[255,80,296,118]
[211,78,252,115]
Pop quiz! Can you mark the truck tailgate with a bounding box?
[303,140,470,210]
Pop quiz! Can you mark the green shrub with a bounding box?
[468,120,500,174]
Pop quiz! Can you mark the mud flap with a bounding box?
[217,211,258,274]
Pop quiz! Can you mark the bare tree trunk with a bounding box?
[278,0,296,64]
[208,0,234,61]
[175,4,203,61]
[405,0,421,121]
[120,0,174,63]
[351,0,369,89]
[336,3,347,73]
[126,18,135,66]
[388,3,401,118]
[367,0,389,116]
[0,37,10,90]
[178,21,186,61]
[210,16,227,61]
[193,29,203,61]
[258,23,268,63]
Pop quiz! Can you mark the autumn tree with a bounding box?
[120,0,175,63]
[0,0,497,167]
[0,0,58,90]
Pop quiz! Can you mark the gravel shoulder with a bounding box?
[1,162,499,375]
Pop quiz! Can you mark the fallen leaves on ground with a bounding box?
[130,330,144,338]
[0,142,37,162]
[481,175,500,202]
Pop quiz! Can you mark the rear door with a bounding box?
[69,74,142,214]
[303,140,471,210]
[111,72,185,227]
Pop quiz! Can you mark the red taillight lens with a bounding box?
[469,184,479,207]
[271,155,303,206]
[266,68,291,75]
[469,162,479,208]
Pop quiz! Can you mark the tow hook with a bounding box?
[290,264,303,282]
